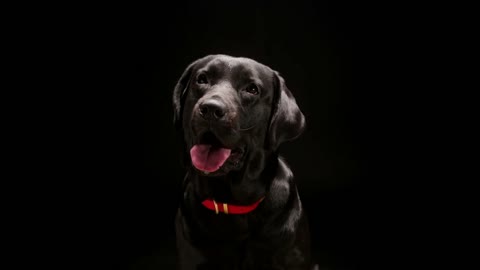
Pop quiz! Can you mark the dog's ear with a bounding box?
[173,60,198,129]
[268,71,306,150]
[172,60,199,167]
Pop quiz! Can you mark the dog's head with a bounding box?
[173,55,305,176]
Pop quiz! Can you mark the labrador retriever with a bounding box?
[173,54,315,270]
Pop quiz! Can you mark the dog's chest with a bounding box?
[195,211,254,241]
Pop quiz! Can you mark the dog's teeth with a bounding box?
[203,171,209,174]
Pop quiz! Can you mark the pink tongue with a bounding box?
[190,144,232,172]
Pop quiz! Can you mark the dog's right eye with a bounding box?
[196,74,208,84]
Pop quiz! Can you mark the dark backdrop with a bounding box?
[62,1,418,269]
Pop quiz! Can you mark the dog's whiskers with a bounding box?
[238,125,256,132]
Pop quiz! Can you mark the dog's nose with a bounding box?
[199,99,227,120]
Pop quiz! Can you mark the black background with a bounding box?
[49,0,427,269]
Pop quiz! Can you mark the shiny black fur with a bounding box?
[173,55,315,270]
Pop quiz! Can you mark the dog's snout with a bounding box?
[199,99,227,120]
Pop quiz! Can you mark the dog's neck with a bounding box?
[189,150,278,205]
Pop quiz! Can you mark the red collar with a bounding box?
[201,197,265,215]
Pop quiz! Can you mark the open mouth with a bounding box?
[190,132,232,173]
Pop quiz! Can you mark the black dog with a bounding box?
[173,55,314,269]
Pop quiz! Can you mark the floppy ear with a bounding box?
[172,60,201,167]
[268,71,306,150]
[173,61,197,129]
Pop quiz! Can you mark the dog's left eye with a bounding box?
[196,74,208,84]
[245,84,259,95]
